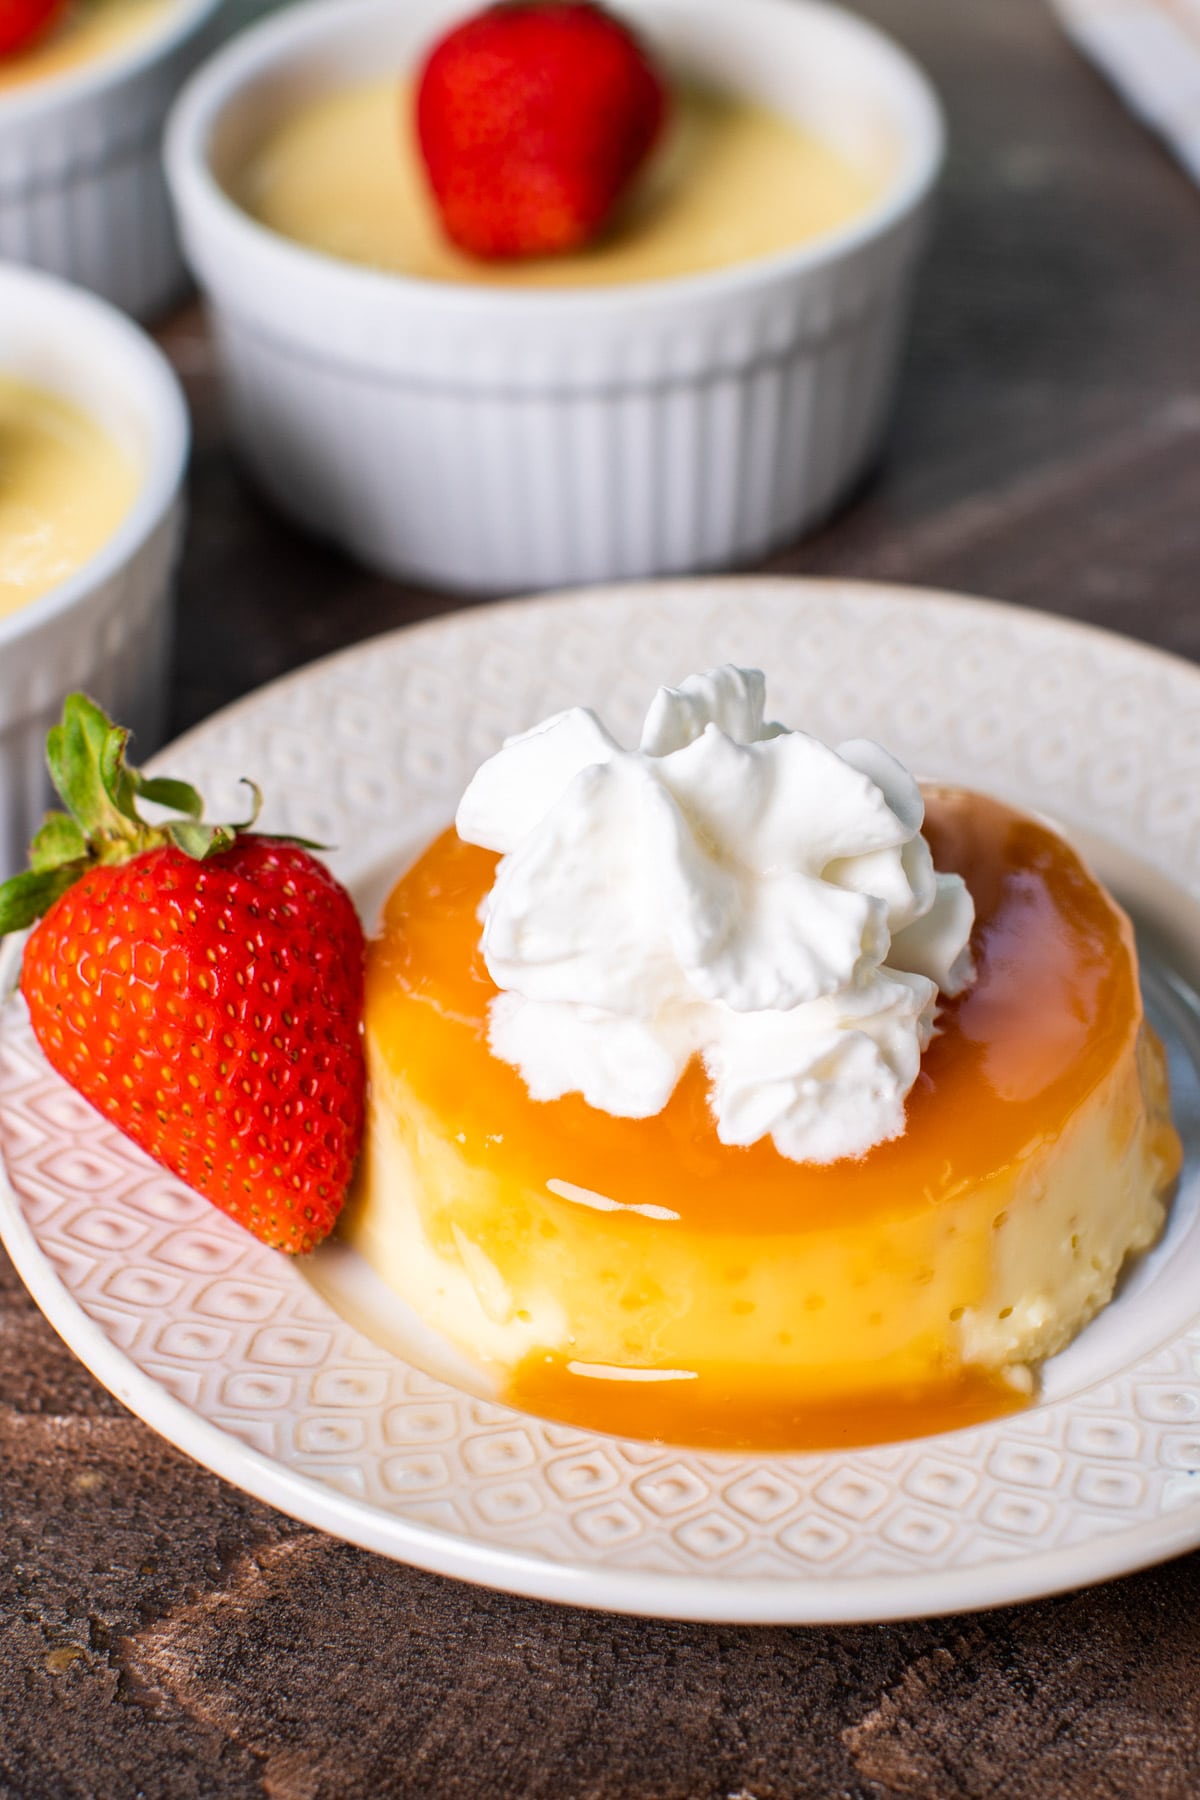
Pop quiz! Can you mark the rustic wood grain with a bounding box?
[5,1,1200,1795]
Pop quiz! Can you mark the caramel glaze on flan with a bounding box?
[343,788,1182,1451]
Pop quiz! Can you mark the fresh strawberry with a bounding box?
[0,0,69,58]
[0,696,365,1255]
[416,0,668,259]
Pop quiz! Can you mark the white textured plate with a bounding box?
[4,577,1200,1625]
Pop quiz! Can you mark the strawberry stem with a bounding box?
[0,694,319,938]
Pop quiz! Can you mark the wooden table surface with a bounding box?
[5,1,1200,1795]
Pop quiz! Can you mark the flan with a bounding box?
[344,786,1182,1451]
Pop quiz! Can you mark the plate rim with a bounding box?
[4,572,1200,1624]
[153,573,1200,783]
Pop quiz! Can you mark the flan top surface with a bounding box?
[367,788,1142,1235]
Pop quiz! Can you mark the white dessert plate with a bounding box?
[3,577,1200,1625]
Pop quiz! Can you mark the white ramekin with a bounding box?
[0,263,189,878]
[167,0,944,592]
[0,0,223,320]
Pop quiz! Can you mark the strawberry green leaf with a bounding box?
[231,781,264,833]
[71,693,112,762]
[29,813,88,873]
[165,821,239,860]
[0,862,90,936]
[45,715,96,832]
[48,697,133,843]
[132,775,204,819]
[98,724,137,819]
[43,721,67,806]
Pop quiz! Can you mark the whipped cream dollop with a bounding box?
[455,667,976,1164]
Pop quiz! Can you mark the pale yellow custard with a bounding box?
[0,376,138,621]
[0,0,171,92]
[233,78,881,288]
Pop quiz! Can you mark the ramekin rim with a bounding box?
[0,0,223,125]
[165,0,946,321]
[0,265,190,656]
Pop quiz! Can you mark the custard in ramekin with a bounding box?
[0,264,188,875]
[167,0,943,590]
[0,0,221,318]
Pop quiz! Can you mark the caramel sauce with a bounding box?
[508,1358,1029,1452]
[363,789,1149,1449]
[370,791,1138,1230]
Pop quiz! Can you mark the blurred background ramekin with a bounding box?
[167,0,944,593]
[0,0,223,321]
[0,263,189,877]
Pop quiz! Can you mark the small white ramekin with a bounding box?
[0,0,223,320]
[0,263,189,878]
[167,0,944,592]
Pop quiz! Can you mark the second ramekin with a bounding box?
[0,0,223,320]
[0,263,189,878]
[167,0,944,592]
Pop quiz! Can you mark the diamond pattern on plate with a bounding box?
[2,578,1200,1614]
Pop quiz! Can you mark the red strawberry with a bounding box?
[416,0,668,260]
[0,0,69,58]
[0,696,365,1255]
